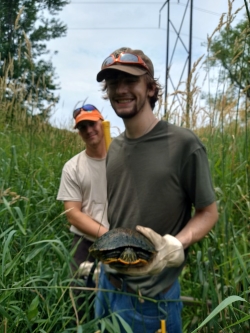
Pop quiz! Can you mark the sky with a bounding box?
[46,0,246,136]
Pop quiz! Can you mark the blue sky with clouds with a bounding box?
[47,0,245,135]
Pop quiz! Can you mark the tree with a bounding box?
[0,0,68,120]
[209,17,250,99]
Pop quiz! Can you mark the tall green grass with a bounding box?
[0,122,89,332]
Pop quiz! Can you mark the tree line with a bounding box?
[0,0,68,121]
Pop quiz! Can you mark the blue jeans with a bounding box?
[95,266,183,333]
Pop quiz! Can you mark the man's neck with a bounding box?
[85,142,106,159]
[124,108,158,139]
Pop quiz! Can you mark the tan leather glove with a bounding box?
[78,261,101,277]
[112,225,185,276]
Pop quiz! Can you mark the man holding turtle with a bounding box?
[95,47,218,333]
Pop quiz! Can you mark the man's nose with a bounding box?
[85,123,93,132]
[115,80,128,93]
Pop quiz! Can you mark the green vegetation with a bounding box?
[0,0,69,119]
[0,117,86,332]
[209,14,250,100]
[180,123,250,332]
[0,1,249,332]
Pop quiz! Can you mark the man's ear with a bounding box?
[78,129,82,137]
[147,83,156,97]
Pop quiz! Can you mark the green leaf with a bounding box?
[111,313,121,332]
[2,197,26,235]
[233,244,250,284]
[0,305,12,320]
[226,313,250,328]
[0,226,14,240]
[191,296,248,333]
[27,295,39,321]
[2,229,17,279]
[115,314,133,333]
[24,244,48,263]
[77,326,83,333]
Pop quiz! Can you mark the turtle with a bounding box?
[89,228,156,268]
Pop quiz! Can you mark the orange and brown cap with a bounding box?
[97,47,154,82]
[73,104,104,129]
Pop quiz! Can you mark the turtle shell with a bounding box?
[89,228,156,268]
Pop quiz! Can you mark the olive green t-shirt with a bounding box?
[105,120,216,297]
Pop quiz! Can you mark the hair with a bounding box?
[101,73,163,110]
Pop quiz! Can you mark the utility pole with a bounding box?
[159,0,193,126]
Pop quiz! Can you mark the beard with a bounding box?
[110,96,148,119]
[114,107,138,119]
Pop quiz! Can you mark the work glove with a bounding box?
[78,261,101,278]
[112,225,185,276]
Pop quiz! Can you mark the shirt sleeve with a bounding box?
[57,166,82,202]
[181,146,216,209]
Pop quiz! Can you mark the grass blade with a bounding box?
[190,296,248,333]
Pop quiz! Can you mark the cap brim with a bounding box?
[96,65,148,82]
[74,115,103,129]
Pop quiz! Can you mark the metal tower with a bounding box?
[159,0,193,126]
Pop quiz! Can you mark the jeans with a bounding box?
[95,266,183,333]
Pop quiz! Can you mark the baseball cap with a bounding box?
[96,47,154,82]
[73,104,104,129]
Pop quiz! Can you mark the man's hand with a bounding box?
[111,226,185,276]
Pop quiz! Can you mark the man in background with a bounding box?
[57,104,109,320]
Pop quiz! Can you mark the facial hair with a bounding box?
[110,94,148,119]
